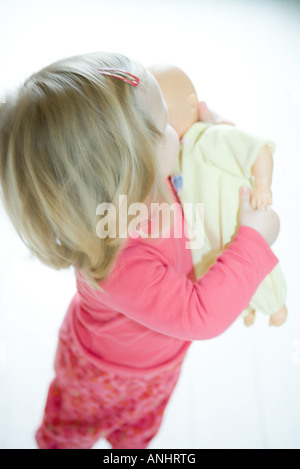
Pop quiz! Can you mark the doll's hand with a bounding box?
[251,187,273,210]
[198,101,235,126]
[239,187,280,246]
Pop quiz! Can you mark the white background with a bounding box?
[0,0,299,449]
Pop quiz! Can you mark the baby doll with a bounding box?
[149,64,287,327]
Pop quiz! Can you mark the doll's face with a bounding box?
[136,69,180,179]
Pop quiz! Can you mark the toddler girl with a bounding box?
[0,51,280,449]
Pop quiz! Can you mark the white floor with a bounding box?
[0,0,300,449]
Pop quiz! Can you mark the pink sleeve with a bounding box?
[101,226,279,340]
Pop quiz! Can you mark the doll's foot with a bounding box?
[244,310,256,327]
[269,305,288,327]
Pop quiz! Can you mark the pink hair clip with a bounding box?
[95,68,139,87]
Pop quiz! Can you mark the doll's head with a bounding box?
[149,64,199,140]
[0,52,174,290]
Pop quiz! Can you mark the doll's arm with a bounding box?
[198,101,235,126]
[251,145,273,210]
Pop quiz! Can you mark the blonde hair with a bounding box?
[0,52,174,291]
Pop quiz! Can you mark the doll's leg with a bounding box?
[269,304,288,327]
[240,305,256,327]
[244,309,256,327]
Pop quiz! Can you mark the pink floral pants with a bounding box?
[35,336,182,449]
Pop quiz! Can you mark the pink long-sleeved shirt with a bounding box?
[60,178,279,377]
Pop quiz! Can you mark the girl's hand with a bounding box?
[239,187,280,246]
[198,101,235,126]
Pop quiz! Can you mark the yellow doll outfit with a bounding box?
[170,122,286,319]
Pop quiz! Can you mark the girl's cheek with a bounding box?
[165,125,180,174]
[169,125,180,153]
[168,125,180,159]
[157,125,180,178]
